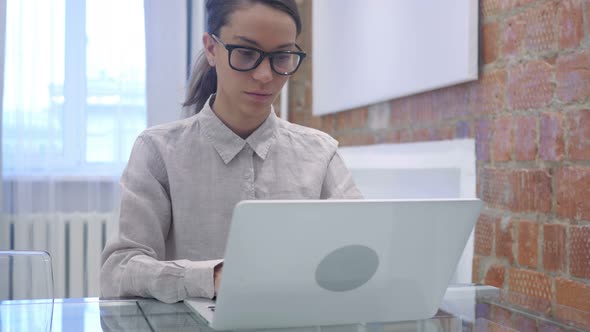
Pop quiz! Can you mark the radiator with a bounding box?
[0,212,118,299]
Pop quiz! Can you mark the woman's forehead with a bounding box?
[221,3,297,48]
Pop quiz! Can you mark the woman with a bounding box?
[100,0,362,304]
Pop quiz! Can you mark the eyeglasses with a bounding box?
[210,34,306,76]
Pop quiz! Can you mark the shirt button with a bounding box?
[244,173,251,179]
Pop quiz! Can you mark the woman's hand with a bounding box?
[214,263,223,296]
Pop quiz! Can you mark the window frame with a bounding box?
[3,0,145,178]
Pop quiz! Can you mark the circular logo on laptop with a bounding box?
[315,245,379,292]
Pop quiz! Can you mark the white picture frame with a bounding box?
[312,0,478,115]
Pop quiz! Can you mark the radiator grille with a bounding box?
[0,213,118,299]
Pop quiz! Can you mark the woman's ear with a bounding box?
[203,33,216,67]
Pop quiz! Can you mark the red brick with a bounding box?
[473,70,507,114]
[567,109,590,161]
[481,0,511,18]
[524,2,558,52]
[475,213,496,256]
[555,278,590,329]
[569,226,590,278]
[490,305,513,327]
[496,218,515,263]
[389,99,412,128]
[540,112,565,161]
[556,167,590,220]
[514,314,539,332]
[556,51,590,104]
[480,168,512,209]
[309,116,323,131]
[319,114,335,135]
[539,322,567,332]
[483,0,535,16]
[336,132,375,147]
[413,127,437,142]
[436,84,470,120]
[507,61,554,110]
[508,268,552,301]
[558,0,584,49]
[476,119,492,161]
[411,93,437,124]
[503,13,526,57]
[503,1,558,55]
[398,129,412,143]
[543,224,566,272]
[456,121,471,139]
[485,264,506,288]
[483,22,500,65]
[335,108,368,131]
[513,0,537,7]
[492,116,514,162]
[510,169,552,213]
[517,220,538,268]
[437,126,455,141]
[477,167,482,199]
[380,130,414,144]
[556,277,590,311]
[473,255,482,283]
[480,168,551,213]
[379,131,401,144]
[514,116,538,161]
[289,111,307,125]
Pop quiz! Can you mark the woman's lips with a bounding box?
[245,91,273,102]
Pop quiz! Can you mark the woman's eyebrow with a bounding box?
[235,35,295,50]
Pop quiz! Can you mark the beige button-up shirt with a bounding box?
[100,98,362,303]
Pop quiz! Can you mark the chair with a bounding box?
[0,250,54,332]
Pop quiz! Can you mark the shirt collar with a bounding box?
[198,95,277,164]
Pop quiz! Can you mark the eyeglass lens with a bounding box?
[230,48,301,74]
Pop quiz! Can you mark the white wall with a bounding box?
[144,0,188,126]
[0,0,6,210]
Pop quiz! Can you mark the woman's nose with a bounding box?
[252,57,273,83]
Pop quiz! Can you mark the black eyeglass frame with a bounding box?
[210,34,307,76]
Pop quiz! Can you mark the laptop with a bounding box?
[185,199,483,330]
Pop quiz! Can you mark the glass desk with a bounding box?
[1,284,588,331]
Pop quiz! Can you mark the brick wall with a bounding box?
[290,0,590,324]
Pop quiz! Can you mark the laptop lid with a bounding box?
[195,199,483,330]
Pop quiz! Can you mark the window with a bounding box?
[2,0,146,177]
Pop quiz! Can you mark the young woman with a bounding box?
[100,0,362,304]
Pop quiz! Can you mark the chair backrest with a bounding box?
[0,250,54,332]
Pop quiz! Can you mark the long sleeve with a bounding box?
[100,135,221,303]
[320,151,364,199]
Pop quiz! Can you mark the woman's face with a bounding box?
[204,3,298,121]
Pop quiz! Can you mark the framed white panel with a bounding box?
[312,0,478,115]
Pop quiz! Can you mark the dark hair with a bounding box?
[182,0,302,117]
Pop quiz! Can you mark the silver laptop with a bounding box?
[185,199,483,330]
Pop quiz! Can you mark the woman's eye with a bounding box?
[274,54,292,65]
[236,49,257,59]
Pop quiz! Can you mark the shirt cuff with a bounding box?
[182,259,224,299]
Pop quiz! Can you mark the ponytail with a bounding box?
[182,51,217,118]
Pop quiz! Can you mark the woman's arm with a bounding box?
[320,151,364,199]
[100,135,220,303]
